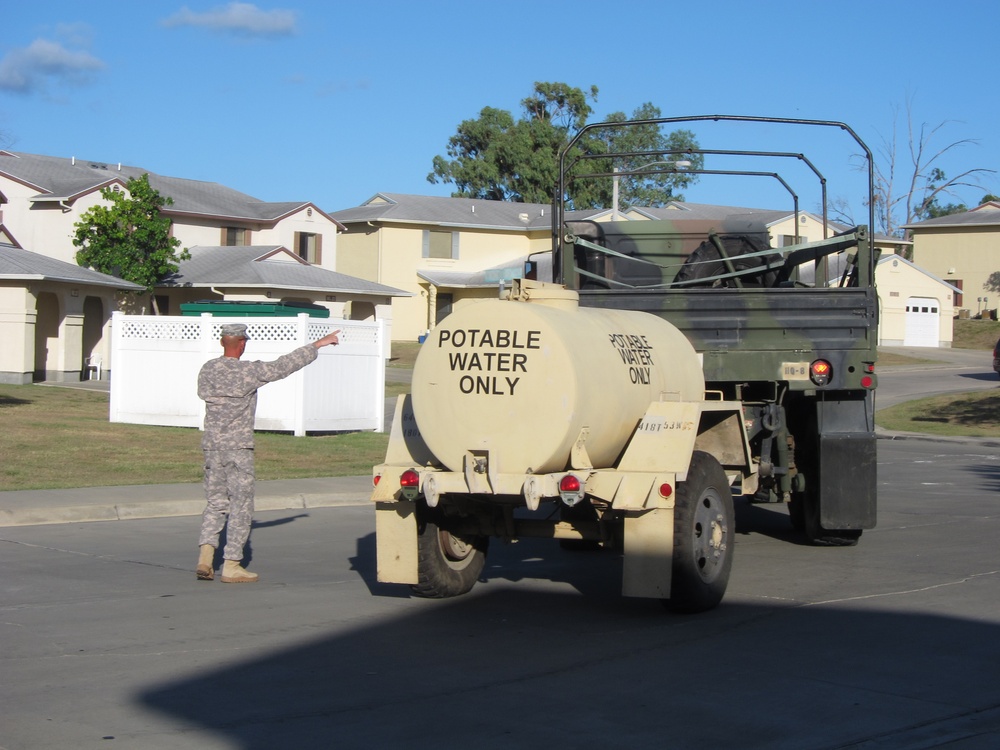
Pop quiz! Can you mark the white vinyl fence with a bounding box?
[109,312,385,435]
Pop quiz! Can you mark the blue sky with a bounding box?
[2,0,996,225]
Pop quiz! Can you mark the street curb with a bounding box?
[875,430,1000,448]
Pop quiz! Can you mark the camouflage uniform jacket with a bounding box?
[198,345,318,450]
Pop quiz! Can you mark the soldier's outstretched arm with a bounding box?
[312,330,341,348]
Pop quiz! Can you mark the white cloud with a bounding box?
[162,2,297,37]
[0,39,105,94]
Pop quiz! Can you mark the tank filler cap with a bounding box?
[509,278,579,310]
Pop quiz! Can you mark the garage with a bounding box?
[903,296,941,347]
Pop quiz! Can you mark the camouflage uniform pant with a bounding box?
[199,449,256,561]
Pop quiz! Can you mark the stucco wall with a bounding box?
[876,256,955,347]
[336,227,381,282]
[0,282,121,383]
[0,285,36,383]
[911,225,1000,312]
[0,181,110,265]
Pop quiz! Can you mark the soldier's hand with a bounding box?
[313,330,341,348]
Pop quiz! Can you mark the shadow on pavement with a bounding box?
[138,527,1000,750]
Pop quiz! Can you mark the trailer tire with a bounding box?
[413,511,488,598]
[668,451,735,613]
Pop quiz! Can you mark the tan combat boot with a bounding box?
[196,544,215,581]
[220,560,259,583]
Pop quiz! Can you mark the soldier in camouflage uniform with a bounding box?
[196,323,341,583]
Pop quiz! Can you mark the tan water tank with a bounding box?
[411,283,705,475]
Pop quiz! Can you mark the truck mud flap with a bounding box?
[819,432,876,529]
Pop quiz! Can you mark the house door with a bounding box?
[903,296,940,347]
[33,291,61,380]
[82,296,104,368]
[435,293,453,324]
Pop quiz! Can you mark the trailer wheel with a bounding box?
[668,451,735,613]
[412,511,488,598]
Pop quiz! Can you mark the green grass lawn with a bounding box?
[876,390,1000,437]
[953,318,1000,350]
[0,384,390,491]
[873,318,999,436]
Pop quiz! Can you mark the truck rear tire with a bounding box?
[668,451,735,613]
[413,509,488,598]
[788,451,863,547]
[789,494,863,546]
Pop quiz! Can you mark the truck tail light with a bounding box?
[810,359,832,386]
[861,363,875,389]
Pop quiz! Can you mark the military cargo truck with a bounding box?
[372,115,878,612]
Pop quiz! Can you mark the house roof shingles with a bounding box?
[330,192,556,230]
[0,150,343,228]
[161,246,410,297]
[332,192,849,233]
[0,242,145,290]
[903,203,1000,231]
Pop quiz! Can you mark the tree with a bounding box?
[591,104,703,210]
[73,174,188,313]
[428,82,700,208]
[984,272,1000,295]
[868,98,996,237]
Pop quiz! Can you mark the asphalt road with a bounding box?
[3,347,998,749]
[2,437,1000,749]
[876,345,997,410]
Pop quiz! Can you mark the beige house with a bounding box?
[332,194,555,341]
[0,243,143,384]
[0,151,405,382]
[903,202,1000,317]
[873,254,959,347]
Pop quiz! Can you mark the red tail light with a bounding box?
[559,475,581,493]
[810,359,832,386]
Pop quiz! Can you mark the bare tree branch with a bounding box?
[869,96,995,237]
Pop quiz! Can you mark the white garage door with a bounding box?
[903,296,941,347]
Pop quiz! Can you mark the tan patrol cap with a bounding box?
[220,323,250,339]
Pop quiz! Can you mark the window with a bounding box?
[423,230,458,259]
[222,227,250,246]
[779,234,807,246]
[294,231,322,264]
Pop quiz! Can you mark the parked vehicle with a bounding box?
[372,115,878,612]
[993,338,1000,377]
